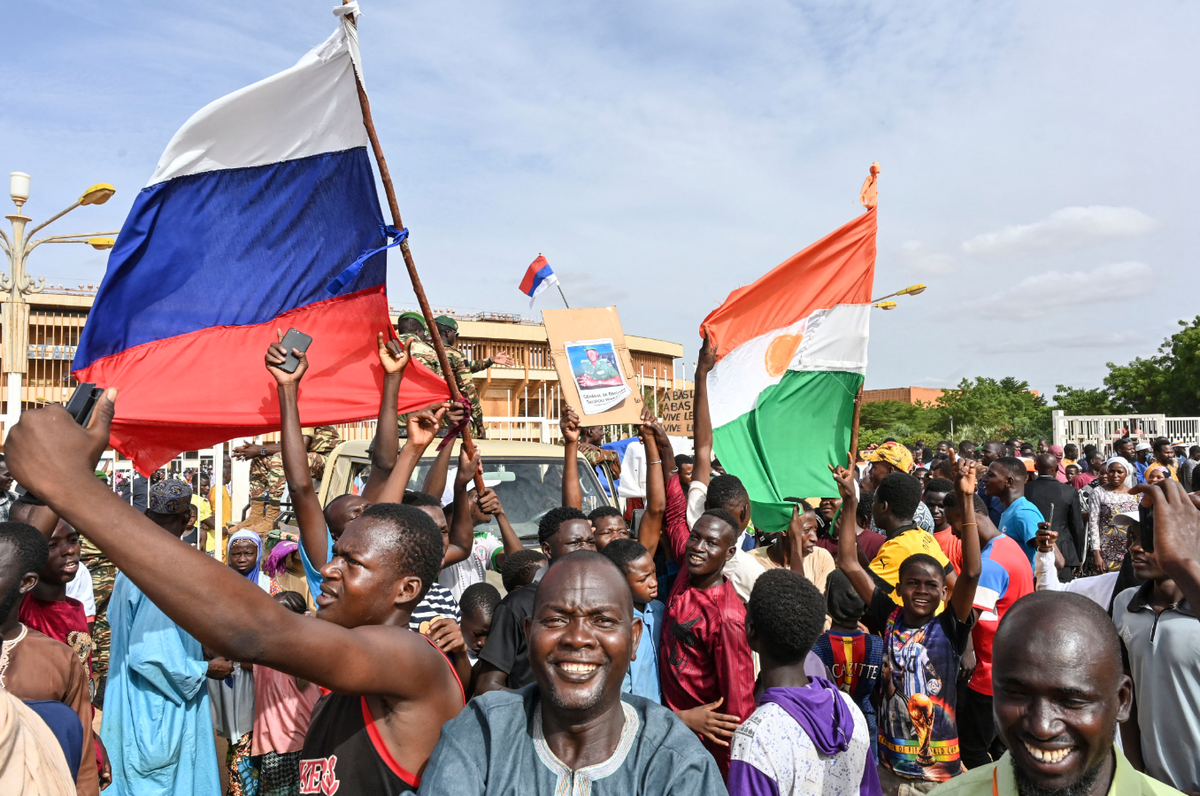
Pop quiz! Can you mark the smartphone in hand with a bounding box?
[278,329,313,374]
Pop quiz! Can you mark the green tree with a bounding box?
[1051,384,1113,416]
[1103,317,1200,415]
[858,400,937,434]
[932,376,1051,441]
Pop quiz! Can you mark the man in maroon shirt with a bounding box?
[660,507,755,779]
[18,516,94,675]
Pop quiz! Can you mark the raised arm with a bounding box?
[560,406,582,510]
[371,405,450,504]
[1135,479,1200,615]
[6,393,451,702]
[360,335,409,504]
[691,336,715,487]
[831,454,875,604]
[949,453,982,623]
[267,332,330,567]
[420,437,455,500]
[636,420,665,554]
[443,447,481,568]
[477,488,522,560]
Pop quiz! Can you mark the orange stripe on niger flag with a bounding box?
[700,208,877,361]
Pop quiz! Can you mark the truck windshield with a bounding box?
[343,456,611,541]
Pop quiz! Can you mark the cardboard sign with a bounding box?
[658,388,694,436]
[543,307,644,424]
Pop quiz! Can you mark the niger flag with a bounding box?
[700,208,876,532]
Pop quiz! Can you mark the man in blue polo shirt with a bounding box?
[983,457,1043,566]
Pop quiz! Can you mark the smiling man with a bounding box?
[930,590,1183,796]
[419,551,725,795]
[660,508,756,779]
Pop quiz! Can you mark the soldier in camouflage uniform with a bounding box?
[436,314,505,439]
[394,312,445,434]
[80,534,116,706]
[231,425,340,536]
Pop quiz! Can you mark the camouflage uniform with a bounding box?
[79,535,116,691]
[246,425,340,502]
[446,345,484,438]
[468,358,492,373]
[396,332,441,376]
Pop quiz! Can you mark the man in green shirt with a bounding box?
[930,590,1183,796]
[575,348,620,384]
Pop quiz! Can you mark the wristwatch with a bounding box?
[260,448,268,458]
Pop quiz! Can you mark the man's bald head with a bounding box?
[993,592,1131,796]
[528,550,639,716]
[1034,453,1059,477]
[995,591,1122,673]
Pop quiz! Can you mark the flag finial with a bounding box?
[860,162,880,209]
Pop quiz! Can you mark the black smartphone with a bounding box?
[1138,499,1155,553]
[278,329,313,374]
[64,382,105,426]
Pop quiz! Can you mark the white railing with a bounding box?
[1053,410,1200,453]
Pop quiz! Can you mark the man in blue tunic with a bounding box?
[418,550,726,795]
[102,480,222,796]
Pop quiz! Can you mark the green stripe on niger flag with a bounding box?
[712,369,862,533]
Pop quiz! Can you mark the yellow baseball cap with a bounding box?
[861,441,913,474]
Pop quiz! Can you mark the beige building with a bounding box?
[0,290,687,446]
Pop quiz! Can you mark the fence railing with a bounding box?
[1052,410,1200,452]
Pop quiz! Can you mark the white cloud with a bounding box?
[962,206,1159,255]
[979,330,1150,355]
[898,240,957,274]
[970,261,1151,320]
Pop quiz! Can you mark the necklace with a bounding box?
[0,624,28,688]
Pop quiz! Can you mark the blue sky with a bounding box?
[3,1,1197,396]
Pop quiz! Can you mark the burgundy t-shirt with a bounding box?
[20,595,93,677]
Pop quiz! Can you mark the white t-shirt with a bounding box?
[65,561,96,619]
[438,530,504,601]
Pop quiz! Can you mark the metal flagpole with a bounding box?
[340,2,485,491]
[555,283,570,308]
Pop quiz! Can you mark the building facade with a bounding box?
[0,291,686,445]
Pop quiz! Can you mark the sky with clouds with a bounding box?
[3,1,1197,397]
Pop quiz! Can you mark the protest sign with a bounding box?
[658,388,694,436]
[543,307,644,424]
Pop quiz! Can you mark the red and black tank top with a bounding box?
[299,693,420,795]
[299,637,463,795]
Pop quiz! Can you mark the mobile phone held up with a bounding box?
[64,382,105,427]
[278,329,313,374]
[1138,499,1155,553]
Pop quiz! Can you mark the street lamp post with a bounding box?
[0,172,118,438]
[871,283,927,310]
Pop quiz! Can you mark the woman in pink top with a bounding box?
[253,591,321,796]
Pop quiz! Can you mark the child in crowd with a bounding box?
[729,568,880,796]
[210,529,271,795]
[812,569,884,763]
[500,548,547,593]
[252,591,321,796]
[459,582,501,663]
[601,537,664,702]
[832,456,982,795]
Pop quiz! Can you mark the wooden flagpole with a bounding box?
[848,163,878,469]
[342,3,485,491]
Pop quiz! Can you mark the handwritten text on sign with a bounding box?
[658,389,694,436]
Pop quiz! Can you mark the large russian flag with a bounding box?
[700,208,876,532]
[73,24,448,474]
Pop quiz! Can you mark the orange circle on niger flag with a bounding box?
[764,333,803,377]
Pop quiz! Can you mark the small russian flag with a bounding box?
[518,255,558,307]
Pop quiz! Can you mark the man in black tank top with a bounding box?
[6,343,468,796]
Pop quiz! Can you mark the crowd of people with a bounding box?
[1,326,1199,796]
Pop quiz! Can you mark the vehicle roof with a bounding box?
[329,437,574,461]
